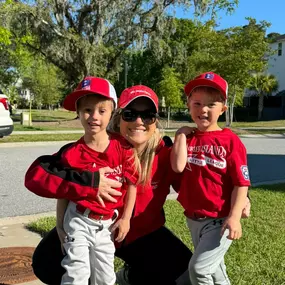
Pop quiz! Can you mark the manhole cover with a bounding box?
[0,247,37,285]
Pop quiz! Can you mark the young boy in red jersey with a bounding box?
[26,77,138,285]
[171,72,251,285]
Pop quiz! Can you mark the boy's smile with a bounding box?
[188,89,227,132]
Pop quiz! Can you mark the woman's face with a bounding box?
[120,97,157,150]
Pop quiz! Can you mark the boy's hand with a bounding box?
[221,216,242,240]
[56,226,67,255]
[241,197,251,218]
[111,218,130,242]
[176,126,196,137]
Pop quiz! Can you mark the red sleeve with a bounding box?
[25,143,99,200]
[227,136,251,187]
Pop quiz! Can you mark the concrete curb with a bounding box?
[0,211,55,226]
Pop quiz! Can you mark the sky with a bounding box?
[176,0,285,35]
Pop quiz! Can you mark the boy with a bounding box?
[26,76,138,285]
[171,72,251,285]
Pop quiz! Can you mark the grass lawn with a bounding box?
[13,123,82,132]
[27,184,285,285]
[230,120,285,128]
[12,109,76,122]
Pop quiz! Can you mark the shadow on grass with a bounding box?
[252,183,285,193]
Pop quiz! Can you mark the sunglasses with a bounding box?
[121,109,158,125]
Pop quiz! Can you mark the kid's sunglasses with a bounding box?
[121,109,158,125]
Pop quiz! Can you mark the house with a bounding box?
[267,34,285,93]
[15,78,32,101]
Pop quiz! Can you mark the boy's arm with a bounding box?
[56,199,69,254]
[25,143,122,202]
[221,186,248,240]
[171,131,188,173]
[25,153,100,200]
[112,183,136,242]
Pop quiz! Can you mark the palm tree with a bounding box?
[247,73,279,120]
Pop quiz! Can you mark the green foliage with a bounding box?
[22,60,65,106]
[247,73,279,120]
[3,85,20,102]
[0,0,239,86]
[247,73,279,96]
[158,66,184,107]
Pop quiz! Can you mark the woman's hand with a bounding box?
[96,167,123,207]
[111,218,130,242]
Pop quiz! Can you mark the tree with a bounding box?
[1,0,239,86]
[187,18,272,125]
[266,32,281,43]
[158,66,184,107]
[21,59,65,108]
[247,73,278,120]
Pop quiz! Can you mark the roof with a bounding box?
[275,34,285,42]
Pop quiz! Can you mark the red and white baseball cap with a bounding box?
[63,76,117,111]
[118,85,159,112]
[184,72,228,100]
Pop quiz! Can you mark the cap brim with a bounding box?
[120,95,158,112]
[185,78,227,99]
[63,90,114,111]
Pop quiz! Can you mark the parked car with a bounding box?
[0,90,13,138]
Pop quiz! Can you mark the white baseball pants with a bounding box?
[61,202,116,285]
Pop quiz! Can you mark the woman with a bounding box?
[25,85,193,285]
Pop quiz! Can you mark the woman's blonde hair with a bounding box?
[108,108,163,186]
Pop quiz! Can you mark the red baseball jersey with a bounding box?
[25,137,179,245]
[28,133,138,216]
[177,128,251,218]
[66,134,138,215]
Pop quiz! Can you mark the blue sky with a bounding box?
[176,0,284,35]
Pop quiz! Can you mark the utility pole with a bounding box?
[124,58,128,88]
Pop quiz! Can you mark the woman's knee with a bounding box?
[32,227,65,284]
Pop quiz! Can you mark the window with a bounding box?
[278,42,282,56]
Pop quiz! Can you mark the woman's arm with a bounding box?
[25,144,122,202]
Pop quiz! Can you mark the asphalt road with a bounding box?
[0,137,285,218]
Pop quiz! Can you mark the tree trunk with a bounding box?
[225,109,230,127]
[258,94,264,120]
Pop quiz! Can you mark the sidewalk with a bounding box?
[0,212,55,285]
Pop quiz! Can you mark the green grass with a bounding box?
[26,184,285,285]
[12,109,76,122]
[230,120,285,128]
[13,123,82,132]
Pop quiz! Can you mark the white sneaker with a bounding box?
[116,267,131,285]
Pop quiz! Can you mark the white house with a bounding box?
[267,34,285,93]
[15,78,32,101]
